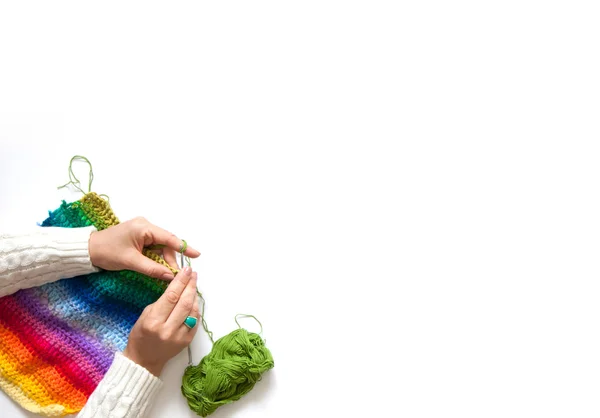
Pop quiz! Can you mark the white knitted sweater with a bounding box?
[0,227,162,418]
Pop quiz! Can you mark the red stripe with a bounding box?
[0,295,98,396]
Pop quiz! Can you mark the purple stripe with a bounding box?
[15,288,114,380]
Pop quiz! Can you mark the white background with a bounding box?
[1,1,600,417]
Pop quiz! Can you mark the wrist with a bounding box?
[123,347,166,377]
[88,230,100,268]
[88,229,108,270]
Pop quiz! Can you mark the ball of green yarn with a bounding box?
[181,328,275,417]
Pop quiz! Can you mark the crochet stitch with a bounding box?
[0,193,172,416]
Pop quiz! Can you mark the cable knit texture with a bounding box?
[0,226,99,298]
[0,193,172,416]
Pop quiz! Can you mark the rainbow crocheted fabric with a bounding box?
[0,193,173,416]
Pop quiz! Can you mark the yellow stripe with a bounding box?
[0,375,65,417]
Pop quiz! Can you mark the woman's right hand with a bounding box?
[123,266,200,376]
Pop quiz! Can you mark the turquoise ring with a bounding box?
[184,316,198,329]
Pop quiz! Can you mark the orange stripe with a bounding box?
[0,322,87,413]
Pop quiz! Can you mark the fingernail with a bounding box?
[162,273,174,280]
[183,266,192,275]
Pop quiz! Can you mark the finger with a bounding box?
[178,295,200,339]
[152,267,193,321]
[145,224,201,258]
[128,251,175,281]
[166,272,198,328]
[163,248,179,271]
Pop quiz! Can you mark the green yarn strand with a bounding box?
[234,314,263,335]
[198,292,214,344]
[57,155,94,194]
[57,155,112,202]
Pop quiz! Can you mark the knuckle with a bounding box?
[165,291,179,304]
[146,267,159,278]
[132,217,151,235]
[141,227,152,238]
[159,330,173,342]
[142,321,158,334]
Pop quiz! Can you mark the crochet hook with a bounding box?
[181,250,194,366]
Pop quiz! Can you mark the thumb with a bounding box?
[129,252,175,281]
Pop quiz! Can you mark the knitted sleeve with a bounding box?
[0,226,99,297]
[78,352,162,418]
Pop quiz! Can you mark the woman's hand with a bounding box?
[89,217,200,280]
[123,266,199,376]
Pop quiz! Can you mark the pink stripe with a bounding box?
[0,294,104,395]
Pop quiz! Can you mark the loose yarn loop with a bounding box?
[57,155,94,194]
[181,328,274,417]
[57,155,110,202]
